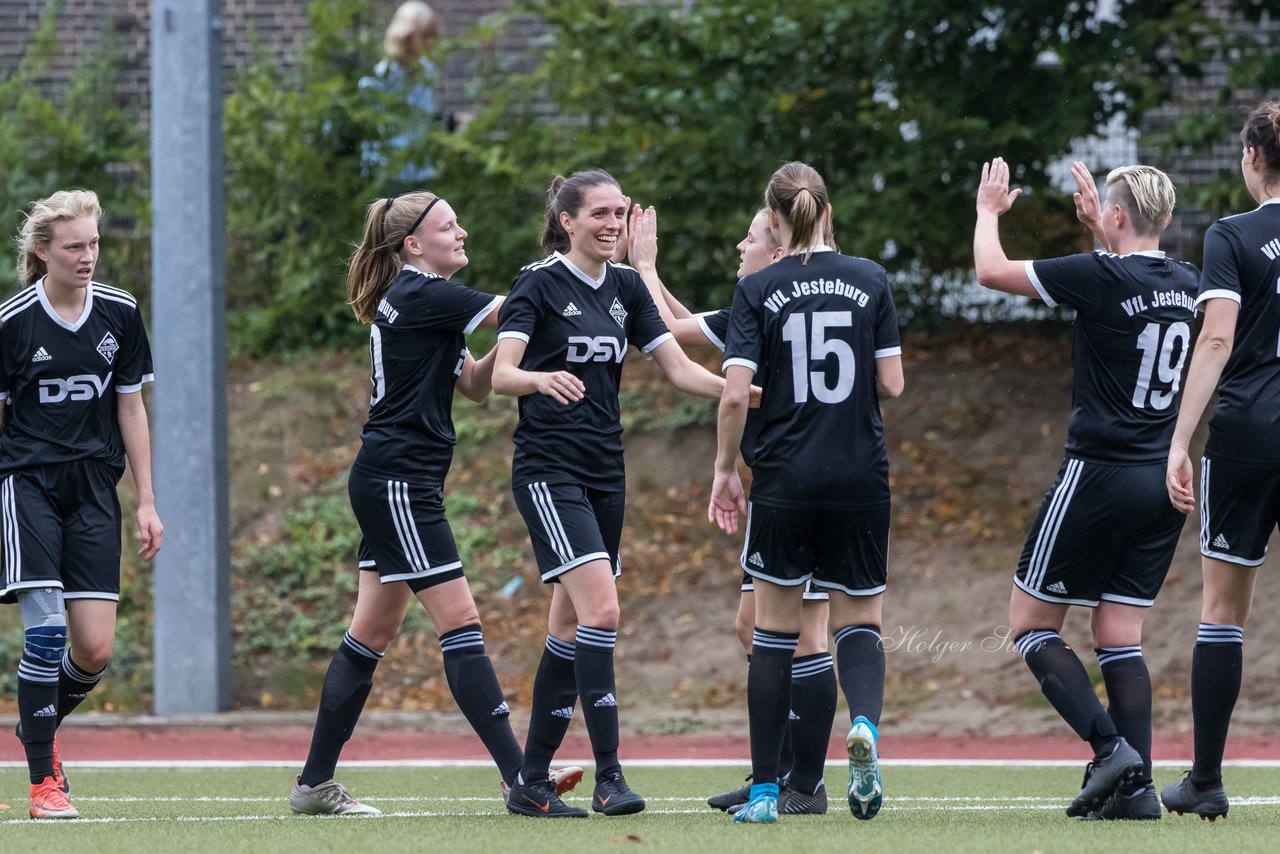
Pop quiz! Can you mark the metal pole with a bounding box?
[150,0,231,714]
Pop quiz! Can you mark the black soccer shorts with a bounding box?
[1015,457,1184,607]
[740,501,890,596]
[512,480,623,583]
[348,468,464,592]
[1198,455,1280,567]
[0,460,123,603]
[740,571,829,600]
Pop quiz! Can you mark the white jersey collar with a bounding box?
[36,276,94,332]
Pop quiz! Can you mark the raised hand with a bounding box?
[976,157,1022,217]
[628,205,658,270]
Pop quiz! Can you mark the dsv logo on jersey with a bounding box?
[565,335,625,364]
[39,372,113,404]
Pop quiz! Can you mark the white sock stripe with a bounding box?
[1096,647,1144,665]
[1197,622,1244,644]
[342,632,385,660]
[834,626,880,644]
[18,661,61,683]
[1014,630,1060,659]
[791,654,834,678]
[545,635,576,660]
[752,630,799,652]
[61,652,104,683]
[528,483,574,564]
[439,631,485,652]
[575,626,617,649]
[1028,459,1082,590]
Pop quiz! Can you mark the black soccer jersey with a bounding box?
[0,279,154,475]
[723,249,901,510]
[1196,199,1280,466]
[498,253,671,490]
[1027,250,1199,463]
[354,265,500,483]
[699,307,763,468]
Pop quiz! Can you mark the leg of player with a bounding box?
[829,593,885,820]
[735,580,803,824]
[779,598,833,815]
[1087,601,1159,820]
[16,587,77,820]
[292,572,408,816]
[1161,558,1252,821]
[709,587,759,811]
[1009,589,1141,817]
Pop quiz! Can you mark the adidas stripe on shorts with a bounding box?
[511,480,623,582]
[739,501,889,596]
[1198,455,1280,567]
[0,460,123,604]
[347,466,464,592]
[1014,457,1183,607]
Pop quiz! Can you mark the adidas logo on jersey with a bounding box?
[491,701,510,717]
[31,347,52,362]
[550,706,575,719]
[1212,534,1231,550]
[1045,581,1068,595]
[562,302,582,317]
[748,552,765,569]
[34,704,56,718]
[97,331,119,364]
[609,297,627,328]
[594,693,618,708]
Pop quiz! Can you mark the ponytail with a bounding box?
[764,162,830,265]
[1241,100,1280,190]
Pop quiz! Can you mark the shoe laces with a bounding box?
[312,780,358,807]
[599,771,632,794]
[33,779,73,810]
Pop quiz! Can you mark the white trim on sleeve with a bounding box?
[722,357,757,374]
[1025,261,1056,307]
[496,330,530,343]
[697,316,726,351]
[875,346,902,359]
[1195,289,1242,310]
[641,332,674,354]
[464,295,502,334]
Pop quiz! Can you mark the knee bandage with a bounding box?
[18,588,67,664]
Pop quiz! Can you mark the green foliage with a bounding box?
[222,0,427,355]
[423,0,1227,323]
[0,0,149,297]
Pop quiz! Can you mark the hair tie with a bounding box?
[401,196,442,246]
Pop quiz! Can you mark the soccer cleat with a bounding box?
[506,777,588,818]
[501,765,585,801]
[289,776,381,816]
[15,722,69,795]
[30,777,79,820]
[708,776,753,811]
[592,770,646,816]
[846,716,883,820]
[1066,738,1143,818]
[1160,773,1230,821]
[1079,782,1161,821]
[732,782,779,824]
[780,778,828,815]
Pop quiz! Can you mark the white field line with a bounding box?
[3,758,1280,769]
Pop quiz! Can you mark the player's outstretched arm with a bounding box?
[490,337,584,404]
[456,349,494,402]
[708,365,751,534]
[117,390,163,559]
[649,338,725,399]
[973,157,1037,298]
[1070,161,1110,250]
[628,206,712,347]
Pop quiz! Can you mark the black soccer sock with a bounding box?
[748,628,799,786]
[1016,630,1116,755]
[786,652,836,795]
[519,635,577,785]
[18,652,61,784]
[440,624,524,786]
[56,651,107,728]
[1190,623,1243,789]
[299,632,382,788]
[1098,645,1152,784]
[575,625,621,781]
[834,624,885,726]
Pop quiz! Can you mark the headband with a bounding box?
[401,196,442,247]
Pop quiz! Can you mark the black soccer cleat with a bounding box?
[1079,781,1161,821]
[505,778,588,818]
[1066,738,1143,818]
[707,776,753,811]
[731,775,828,816]
[1161,773,1229,821]
[592,770,646,816]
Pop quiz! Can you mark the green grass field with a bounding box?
[2,763,1279,853]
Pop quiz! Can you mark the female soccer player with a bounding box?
[975,158,1198,819]
[2,189,163,820]
[710,162,904,823]
[289,191,580,816]
[629,206,834,815]
[1162,100,1280,821]
[493,169,728,819]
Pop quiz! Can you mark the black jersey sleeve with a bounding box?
[115,304,155,392]
[1196,222,1244,307]
[722,279,763,376]
[496,271,544,344]
[1027,253,1105,316]
[873,272,903,357]
[697,308,732,351]
[619,269,671,352]
[400,280,500,334]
